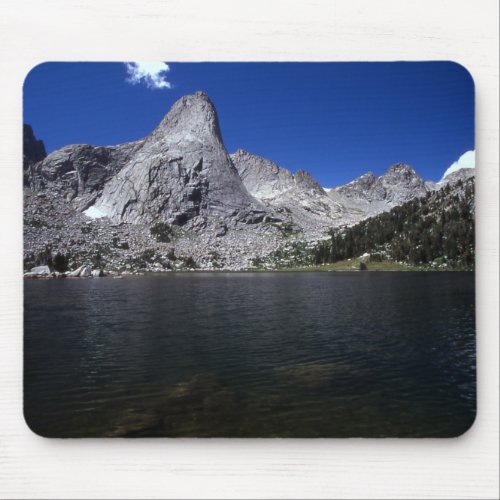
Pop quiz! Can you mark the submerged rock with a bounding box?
[107,410,162,437]
[273,362,354,388]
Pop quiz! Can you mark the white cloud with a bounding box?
[125,62,172,89]
[441,150,475,180]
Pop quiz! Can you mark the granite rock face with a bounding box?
[231,149,353,238]
[94,92,266,226]
[28,140,145,210]
[25,92,265,226]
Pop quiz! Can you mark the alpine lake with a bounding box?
[24,271,475,438]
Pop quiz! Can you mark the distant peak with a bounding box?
[23,123,47,166]
[382,163,420,179]
[441,150,475,181]
[386,162,415,173]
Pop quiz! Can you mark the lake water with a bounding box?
[24,272,476,437]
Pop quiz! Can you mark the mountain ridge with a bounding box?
[23,91,475,272]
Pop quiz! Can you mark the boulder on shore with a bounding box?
[91,269,105,277]
[359,252,371,263]
[79,266,91,277]
[67,265,85,277]
[30,265,51,276]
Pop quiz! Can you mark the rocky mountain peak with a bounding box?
[23,124,47,187]
[328,162,428,214]
[338,171,376,192]
[151,91,223,145]
[91,91,265,225]
[294,169,325,194]
[25,92,264,226]
[383,162,418,178]
[375,162,426,204]
[23,124,46,167]
[231,151,323,195]
[230,150,294,199]
[231,150,349,237]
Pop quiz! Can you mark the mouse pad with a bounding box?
[23,62,476,437]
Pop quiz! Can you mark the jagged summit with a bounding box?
[23,124,46,167]
[23,124,47,186]
[231,149,348,236]
[328,162,427,215]
[294,170,325,193]
[231,150,294,197]
[332,163,419,190]
[231,150,326,195]
[336,171,376,192]
[377,162,427,203]
[385,162,417,174]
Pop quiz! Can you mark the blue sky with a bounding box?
[23,62,474,186]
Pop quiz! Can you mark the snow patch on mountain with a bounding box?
[84,205,106,219]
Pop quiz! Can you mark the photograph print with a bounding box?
[23,62,476,437]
